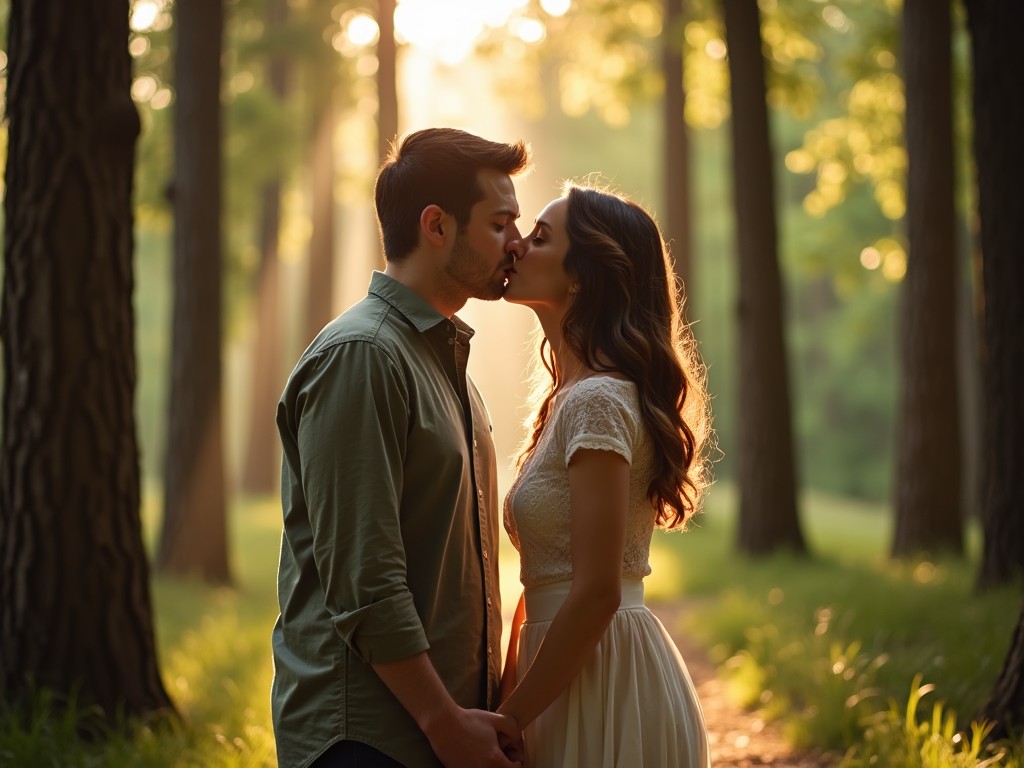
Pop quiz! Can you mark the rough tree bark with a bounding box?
[241,0,289,495]
[0,0,173,718]
[722,0,806,555]
[965,0,1024,590]
[981,599,1024,739]
[891,0,963,557]
[965,0,1024,737]
[158,0,232,582]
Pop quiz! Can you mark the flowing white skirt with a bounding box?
[517,580,710,768]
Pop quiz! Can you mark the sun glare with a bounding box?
[336,11,380,56]
[859,246,881,270]
[394,0,554,66]
[347,13,381,47]
[540,0,571,17]
[131,1,158,32]
[130,0,163,32]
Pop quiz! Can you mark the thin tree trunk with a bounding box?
[307,97,337,343]
[956,225,982,522]
[239,184,284,494]
[722,0,805,555]
[964,0,1024,590]
[663,0,694,318]
[159,0,232,582]
[241,0,288,495]
[0,0,173,718]
[891,0,962,557]
[377,0,398,165]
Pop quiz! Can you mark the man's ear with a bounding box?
[420,205,448,247]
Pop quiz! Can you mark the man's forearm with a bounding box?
[371,652,459,734]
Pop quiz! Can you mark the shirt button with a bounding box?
[482,549,489,560]
[473,438,478,449]
[477,489,483,498]
[487,645,493,655]
[487,597,493,606]
[448,338,455,345]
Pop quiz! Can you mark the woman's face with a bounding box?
[502,197,575,310]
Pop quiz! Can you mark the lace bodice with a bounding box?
[503,376,658,589]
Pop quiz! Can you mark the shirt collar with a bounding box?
[368,271,476,340]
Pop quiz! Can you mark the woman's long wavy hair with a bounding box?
[517,182,714,529]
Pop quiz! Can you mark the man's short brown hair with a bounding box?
[374,128,531,262]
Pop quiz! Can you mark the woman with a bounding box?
[498,181,713,767]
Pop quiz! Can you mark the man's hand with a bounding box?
[422,706,523,768]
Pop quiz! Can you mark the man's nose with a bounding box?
[508,237,525,261]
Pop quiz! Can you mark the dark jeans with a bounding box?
[312,740,405,767]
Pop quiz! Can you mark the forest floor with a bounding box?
[651,602,841,768]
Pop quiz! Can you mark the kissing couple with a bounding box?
[271,127,713,768]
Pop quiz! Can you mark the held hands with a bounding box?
[423,706,523,768]
[496,713,525,763]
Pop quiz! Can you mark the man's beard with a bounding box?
[445,235,512,302]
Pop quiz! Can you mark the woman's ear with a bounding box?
[420,204,448,247]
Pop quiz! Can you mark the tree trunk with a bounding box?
[377,0,398,164]
[0,0,173,719]
[307,97,338,343]
[980,599,1024,739]
[159,0,232,582]
[722,0,806,555]
[956,229,982,522]
[239,185,284,494]
[891,0,963,557]
[964,0,1024,589]
[240,0,289,495]
[662,0,694,319]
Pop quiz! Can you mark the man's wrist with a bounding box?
[418,698,461,739]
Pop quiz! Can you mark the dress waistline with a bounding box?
[523,579,645,624]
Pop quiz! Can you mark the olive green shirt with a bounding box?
[272,272,503,768]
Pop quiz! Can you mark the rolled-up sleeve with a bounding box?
[295,341,429,664]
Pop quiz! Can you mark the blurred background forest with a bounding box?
[11,0,965,504]
[3,0,1024,765]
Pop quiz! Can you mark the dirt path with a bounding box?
[650,602,840,768]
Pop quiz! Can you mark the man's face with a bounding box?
[443,168,521,301]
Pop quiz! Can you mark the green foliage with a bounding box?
[1,488,1020,764]
[539,0,665,126]
[681,0,826,129]
[0,496,283,767]
[652,485,1021,760]
[717,608,888,748]
[128,0,364,333]
[840,676,1014,768]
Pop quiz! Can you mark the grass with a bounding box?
[1,484,1021,766]
[648,485,1022,763]
[0,495,282,768]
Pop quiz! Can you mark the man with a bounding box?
[272,127,531,768]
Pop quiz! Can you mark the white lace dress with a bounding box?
[504,376,710,768]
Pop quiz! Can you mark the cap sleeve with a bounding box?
[558,379,640,467]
